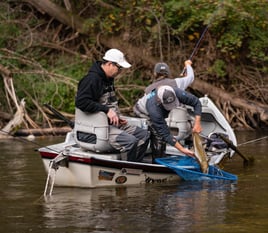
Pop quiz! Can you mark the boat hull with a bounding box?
[40,149,180,188]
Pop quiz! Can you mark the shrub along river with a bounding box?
[0,130,267,233]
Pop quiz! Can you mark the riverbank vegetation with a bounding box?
[0,0,267,136]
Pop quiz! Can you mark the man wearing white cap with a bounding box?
[134,85,202,160]
[76,48,150,162]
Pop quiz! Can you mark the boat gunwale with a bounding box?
[39,150,176,174]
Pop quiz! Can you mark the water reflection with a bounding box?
[1,131,268,233]
[39,180,237,233]
[169,182,236,231]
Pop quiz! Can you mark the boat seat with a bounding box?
[74,108,116,153]
[166,106,192,140]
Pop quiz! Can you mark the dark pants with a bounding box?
[109,124,150,162]
[148,125,166,161]
[133,103,166,161]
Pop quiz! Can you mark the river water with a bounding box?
[0,131,268,233]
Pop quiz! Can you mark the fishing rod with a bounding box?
[0,128,61,154]
[180,1,223,76]
[189,25,209,61]
[217,134,268,165]
[180,24,209,76]
[200,132,254,166]
[217,134,253,166]
[0,104,74,154]
[44,103,74,129]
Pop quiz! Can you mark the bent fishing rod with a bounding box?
[180,24,209,76]
[180,2,223,76]
[188,25,209,61]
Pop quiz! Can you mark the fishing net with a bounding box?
[155,156,237,181]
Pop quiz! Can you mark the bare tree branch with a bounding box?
[23,0,90,34]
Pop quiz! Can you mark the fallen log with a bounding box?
[191,79,268,123]
[14,126,72,136]
[24,0,90,34]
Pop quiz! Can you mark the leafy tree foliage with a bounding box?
[0,0,267,129]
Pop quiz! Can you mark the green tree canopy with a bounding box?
[0,0,267,130]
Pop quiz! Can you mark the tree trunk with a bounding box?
[0,99,25,138]
[192,79,268,122]
[24,0,90,34]
[15,126,72,136]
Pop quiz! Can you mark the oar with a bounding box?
[44,103,74,128]
[217,133,254,166]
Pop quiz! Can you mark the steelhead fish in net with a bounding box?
[192,132,209,173]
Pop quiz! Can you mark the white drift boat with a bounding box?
[38,95,237,194]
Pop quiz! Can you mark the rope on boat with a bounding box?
[43,151,68,196]
[43,160,57,196]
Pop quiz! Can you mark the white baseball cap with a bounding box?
[157,85,180,111]
[103,48,131,68]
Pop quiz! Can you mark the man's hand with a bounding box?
[184,60,192,66]
[180,147,195,157]
[175,141,195,157]
[107,109,119,126]
[192,115,202,133]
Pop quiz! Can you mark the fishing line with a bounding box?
[0,128,62,154]
[0,104,74,154]
[238,135,268,147]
